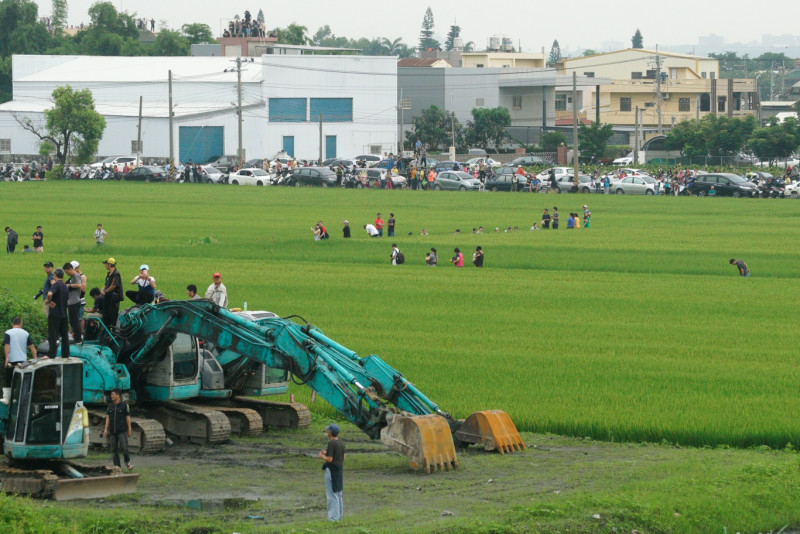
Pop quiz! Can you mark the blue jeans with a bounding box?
[324,468,343,521]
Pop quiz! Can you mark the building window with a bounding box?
[475,98,484,106]
[701,72,707,79]
[718,96,726,112]
[476,64,484,68]
[709,72,716,80]
[512,95,522,110]
[555,94,567,111]
[620,97,632,112]
[369,145,381,155]
[670,68,678,80]
[131,140,142,153]
[583,72,594,78]
[645,70,657,79]
[700,93,711,112]
[269,98,307,122]
[631,72,643,79]
[679,98,690,112]
[0,139,10,153]
[310,98,353,122]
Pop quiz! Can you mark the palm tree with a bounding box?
[381,37,404,55]
[464,41,475,52]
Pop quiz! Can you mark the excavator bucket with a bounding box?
[454,410,526,453]
[52,473,139,501]
[380,413,458,473]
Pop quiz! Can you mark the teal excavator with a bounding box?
[0,300,523,498]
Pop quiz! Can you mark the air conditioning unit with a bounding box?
[662,93,670,100]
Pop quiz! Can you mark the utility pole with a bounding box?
[634,106,640,165]
[398,88,404,155]
[318,113,323,164]
[572,71,579,177]
[168,70,174,178]
[236,57,244,166]
[595,84,600,124]
[654,48,663,135]
[136,95,142,164]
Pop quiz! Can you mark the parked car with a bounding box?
[122,165,165,182]
[466,157,502,171]
[285,166,338,187]
[509,155,550,167]
[689,173,760,197]
[243,158,267,169]
[467,148,487,156]
[352,154,381,167]
[90,155,140,169]
[612,155,634,166]
[432,170,482,191]
[203,155,238,173]
[611,176,657,195]
[364,168,407,188]
[784,181,800,198]
[433,160,465,172]
[197,165,227,184]
[228,168,273,186]
[553,175,596,193]
[536,167,574,182]
[485,174,526,192]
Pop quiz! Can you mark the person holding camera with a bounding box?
[126,265,156,305]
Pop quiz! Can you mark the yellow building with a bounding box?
[556,49,757,128]
[461,52,545,69]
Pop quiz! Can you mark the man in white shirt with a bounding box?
[205,272,228,307]
[95,224,108,246]
[3,317,36,402]
[390,244,400,265]
[363,224,379,237]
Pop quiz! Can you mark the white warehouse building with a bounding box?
[0,54,398,162]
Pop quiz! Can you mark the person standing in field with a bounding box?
[32,225,43,253]
[3,316,37,402]
[205,273,228,307]
[375,214,384,237]
[5,227,18,253]
[425,248,438,266]
[552,207,560,229]
[95,224,108,246]
[387,213,396,237]
[472,246,484,268]
[342,220,351,239]
[730,258,750,277]
[104,388,133,471]
[541,209,551,229]
[450,248,464,267]
[317,423,345,522]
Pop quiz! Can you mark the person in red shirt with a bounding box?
[375,213,384,237]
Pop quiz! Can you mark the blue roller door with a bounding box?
[283,136,294,158]
[179,126,224,164]
[310,98,352,122]
[325,136,336,159]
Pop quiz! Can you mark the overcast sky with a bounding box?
[34,0,800,54]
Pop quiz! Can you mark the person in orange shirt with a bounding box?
[427,169,435,190]
[375,214,384,237]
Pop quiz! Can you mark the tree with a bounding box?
[256,9,264,23]
[181,23,213,45]
[582,49,597,57]
[275,23,308,45]
[418,7,439,52]
[465,107,511,152]
[665,120,707,157]
[547,40,562,67]
[701,115,757,156]
[152,29,190,56]
[381,37,404,55]
[578,122,614,161]
[311,25,333,46]
[0,0,53,101]
[51,0,67,31]
[406,105,462,151]
[540,131,567,152]
[631,29,643,49]
[747,118,800,162]
[445,24,460,51]
[15,86,106,165]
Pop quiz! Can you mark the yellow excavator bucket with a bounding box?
[454,410,526,453]
[380,413,458,473]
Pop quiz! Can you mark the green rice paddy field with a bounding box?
[3,181,800,449]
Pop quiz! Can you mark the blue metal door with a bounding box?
[283,136,294,158]
[179,126,224,164]
[325,136,337,160]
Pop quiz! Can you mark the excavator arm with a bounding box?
[117,300,523,472]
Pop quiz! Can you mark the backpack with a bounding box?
[395,251,405,264]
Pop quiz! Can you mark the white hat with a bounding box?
[343,220,349,224]
[70,260,80,268]
[139,264,149,271]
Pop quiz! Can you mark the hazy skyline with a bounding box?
[34,0,800,55]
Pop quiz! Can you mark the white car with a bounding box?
[466,157,502,171]
[228,168,273,186]
[612,156,634,166]
[755,158,799,168]
[784,181,800,198]
[536,167,575,181]
[610,176,657,195]
[90,155,140,169]
[352,154,381,167]
[197,165,227,184]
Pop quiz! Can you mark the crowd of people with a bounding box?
[222,10,269,38]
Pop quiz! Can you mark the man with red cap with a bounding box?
[205,272,228,307]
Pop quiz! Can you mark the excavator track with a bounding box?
[147,401,231,445]
[0,461,138,501]
[230,398,312,430]
[88,410,166,454]
[187,404,263,437]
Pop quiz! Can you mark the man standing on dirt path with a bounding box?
[318,423,345,522]
[730,258,750,277]
[104,388,133,471]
